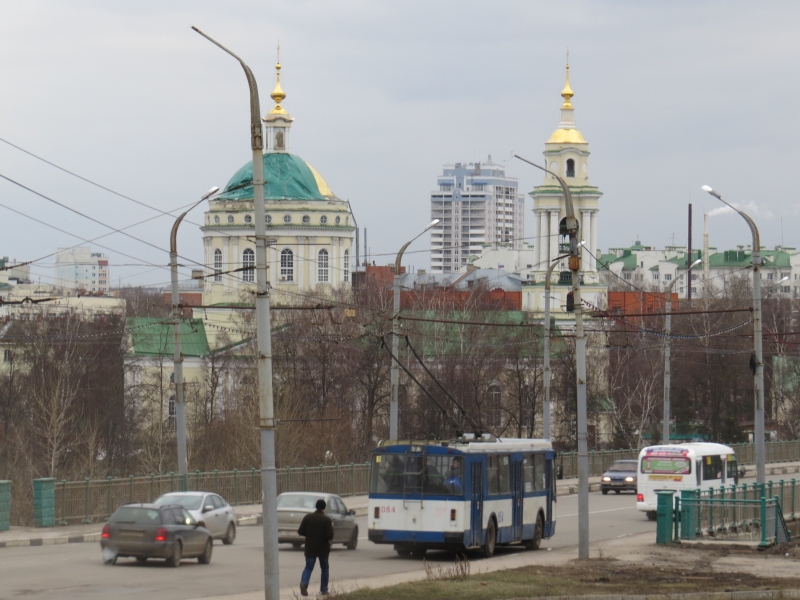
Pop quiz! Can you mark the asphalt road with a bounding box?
[0,489,661,600]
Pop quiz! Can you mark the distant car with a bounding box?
[100,503,212,567]
[600,459,638,494]
[277,492,358,550]
[153,491,237,545]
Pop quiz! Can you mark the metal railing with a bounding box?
[53,463,370,526]
[555,440,800,480]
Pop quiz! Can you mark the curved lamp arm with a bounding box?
[514,154,577,231]
[701,185,760,250]
[395,219,440,274]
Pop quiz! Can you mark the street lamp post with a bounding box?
[701,185,765,484]
[193,26,279,599]
[170,186,219,483]
[515,154,589,560]
[390,219,440,440]
[663,258,702,444]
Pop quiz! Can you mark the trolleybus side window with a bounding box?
[534,453,546,491]
[368,453,464,496]
[498,455,510,494]
[487,455,500,494]
[702,455,723,481]
[523,455,534,492]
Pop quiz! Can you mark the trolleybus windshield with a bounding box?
[370,453,465,496]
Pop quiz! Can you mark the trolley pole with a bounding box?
[193,27,280,599]
[515,154,589,559]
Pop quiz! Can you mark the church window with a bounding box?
[280,249,294,282]
[227,215,234,224]
[213,249,222,282]
[302,215,311,225]
[317,249,329,282]
[566,159,575,178]
[343,249,350,283]
[335,216,341,225]
[242,248,255,283]
[265,214,272,224]
[214,215,220,225]
[283,215,292,224]
[320,215,328,225]
[244,215,252,224]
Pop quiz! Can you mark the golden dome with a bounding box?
[547,127,587,144]
[269,62,287,115]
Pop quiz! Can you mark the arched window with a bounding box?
[566,158,575,178]
[280,249,294,282]
[213,249,222,282]
[343,249,350,283]
[318,249,329,282]
[242,248,255,282]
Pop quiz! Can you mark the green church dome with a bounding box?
[218,152,336,202]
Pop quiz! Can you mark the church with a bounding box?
[201,59,357,307]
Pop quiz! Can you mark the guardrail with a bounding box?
[555,440,800,479]
[51,463,370,526]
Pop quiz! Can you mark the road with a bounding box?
[0,490,660,600]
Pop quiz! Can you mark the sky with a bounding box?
[1,0,799,288]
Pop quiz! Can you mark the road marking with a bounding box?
[559,506,637,518]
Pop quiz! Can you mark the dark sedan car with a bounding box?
[100,503,213,567]
[600,459,638,494]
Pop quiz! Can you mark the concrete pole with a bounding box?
[543,257,565,440]
[170,187,219,482]
[192,26,279,599]
[702,185,764,484]
[514,154,588,559]
[390,220,440,440]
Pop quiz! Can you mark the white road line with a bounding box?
[558,506,637,518]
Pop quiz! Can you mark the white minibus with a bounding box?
[636,443,739,520]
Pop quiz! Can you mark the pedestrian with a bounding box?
[297,498,334,596]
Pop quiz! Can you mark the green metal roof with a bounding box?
[218,153,330,201]
[127,318,210,357]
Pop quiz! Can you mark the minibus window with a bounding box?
[702,456,723,481]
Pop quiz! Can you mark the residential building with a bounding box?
[429,158,524,273]
[54,247,109,293]
[201,60,356,307]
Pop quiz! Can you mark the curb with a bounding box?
[0,532,101,548]
[509,590,800,600]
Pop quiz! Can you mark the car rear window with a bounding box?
[109,507,162,524]
[608,461,637,472]
[278,494,323,509]
[154,494,203,510]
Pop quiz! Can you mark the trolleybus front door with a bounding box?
[545,455,554,530]
[470,462,483,547]
[511,460,523,541]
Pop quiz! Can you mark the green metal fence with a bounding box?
[53,463,370,526]
[555,440,800,480]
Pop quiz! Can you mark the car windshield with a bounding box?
[109,507,161,524]
[608,461,637,472]
[153,494,203,510]
[277,494,324,509]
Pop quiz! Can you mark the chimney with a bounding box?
[703,214,710,284]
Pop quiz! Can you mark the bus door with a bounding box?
[470,461,483,547]
[511,459,523,541]
[545,452,554,529]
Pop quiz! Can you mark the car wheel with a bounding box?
[601,488,608,495]
[166,540,182,568]
[223,523,236,545]
[198,538,213,564]
[411,546,427,559]
[102,554,117,566]
[646,511,657,521]
[346,527,358,550]
[481,519,496,558]
[136,557,148,563]
[395,545,411,557]
[615,489,621,495]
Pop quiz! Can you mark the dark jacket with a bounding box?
[297,509,334,558]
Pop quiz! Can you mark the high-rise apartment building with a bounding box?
[54,247,109,293]
[430,159,524,273]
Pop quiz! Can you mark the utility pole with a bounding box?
[687,204,693,302]
[193,27,280,599]
[170,186,219,485]
[515,154,589,559]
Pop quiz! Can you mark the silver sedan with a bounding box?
[277,492,358,550]
[153,492,237,544]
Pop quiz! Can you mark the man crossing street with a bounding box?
[297,498,335,596]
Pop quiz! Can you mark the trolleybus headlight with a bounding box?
[450,509,456,521]
[637,494,644,502]
[374,507,380,519]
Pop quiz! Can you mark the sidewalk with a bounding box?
[2,460,799,550]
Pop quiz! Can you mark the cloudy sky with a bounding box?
[1,1,798,287]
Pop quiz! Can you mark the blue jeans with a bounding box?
[301,555,329,592]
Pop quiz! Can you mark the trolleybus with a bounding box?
[367,435,556,558]
[636,442,739,520]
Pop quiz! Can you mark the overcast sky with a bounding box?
[1,1,798,287]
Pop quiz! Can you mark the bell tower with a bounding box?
[263,45,294,154]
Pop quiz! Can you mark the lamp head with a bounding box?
[202,186,220,200]
[780,275,790,283]
[690,258,702,268]
[700,185,713,193]
[424,219,440,232]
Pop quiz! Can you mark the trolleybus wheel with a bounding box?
[481,518,496,558]
[411,546,427,559]
[395,544,411,557]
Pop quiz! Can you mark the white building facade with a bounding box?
[430,159,524,273]
[54,247,109,293]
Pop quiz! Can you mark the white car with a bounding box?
[153,492,236,545]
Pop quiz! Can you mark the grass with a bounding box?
[328,558,800,600]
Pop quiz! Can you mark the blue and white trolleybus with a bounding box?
[367,435,556,558]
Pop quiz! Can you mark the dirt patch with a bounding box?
[331,558,800,600]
